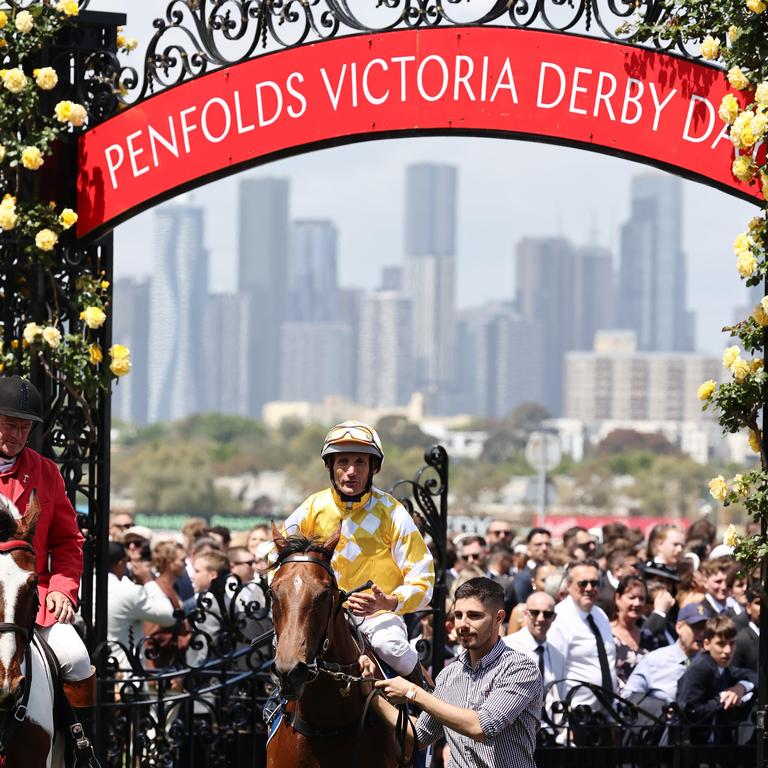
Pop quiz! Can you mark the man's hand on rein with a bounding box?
[347,583,398,616]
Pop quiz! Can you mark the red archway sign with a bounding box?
[76,26,760,239]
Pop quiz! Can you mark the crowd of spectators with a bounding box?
[105,509,762,747]
[444,519,762,747]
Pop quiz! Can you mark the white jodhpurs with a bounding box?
[36,623,92,681]
[358,612,417,676]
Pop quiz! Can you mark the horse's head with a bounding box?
[0,492,40,710]
[269,523,341,700]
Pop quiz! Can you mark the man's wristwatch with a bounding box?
[405,686,419,703]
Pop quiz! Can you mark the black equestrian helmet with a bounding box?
[0,376,43,422]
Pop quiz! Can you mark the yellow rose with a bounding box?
[79,306,106,329]
[14,10,33,34]
[0,207,16,231]
[21,146,44,171]
[719,94,740,124]
[109,343,130,360]
[749,216,766,234]
[3,67,26,94]
[34,67,58,91]
[54,100,73,123]
[727,25,742,42]
[56,0,79,16]
[727,66,750,90]
[731,477,749,498]
[732,155,755,183]
[749,429,761,453]
[763,172,768,199]
[723,523,740,546]
[22,322,42,345]
[68,103,87,127]
[747,0,766,12]
[750,358,764,372]
[708,475,728,502]
[731,111,756,149]
[731,358,751,382]
[751,111,768,141]
[0,11,7,29]
[100,280,109,290]
[126,38,138,52]
[700,36,721,60]
[722,345,741,368]
[756,83,768,106]
[59,208,77,229]
[0,144,5,164]
[88,344,103,365]
[41,326,61,349]
[109,357,131,377]
[733,232,754,256]
[35,229,58,252]
[761,296,768,314]
[697,380,716,400]
[737,251,757,277]
[753,304,768,326]
[116,34,126,48]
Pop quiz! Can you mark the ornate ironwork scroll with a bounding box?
[389,444,448,677]
[74,0,702,113]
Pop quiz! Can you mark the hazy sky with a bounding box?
[98,2,758,356]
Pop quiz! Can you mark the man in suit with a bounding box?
[699,557,735,618]
[677,615,757,745]
[504,591,565,727]
[731,584,760,673]
[513,527,552,603]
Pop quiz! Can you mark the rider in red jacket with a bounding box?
[0,376,94,706]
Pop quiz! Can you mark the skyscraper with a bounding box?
[357,291,413,407]
[577,244,616,349]
[403,164,458,409]
[147,204,208,423]
[287,220,338,322]
[238,177,290,417]
[112,277,149,425]
[618,174,693,351]
[515,236,579,415]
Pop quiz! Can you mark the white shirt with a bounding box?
[547,595,617,708]
[107,573,176,666]
[504,627,566,708]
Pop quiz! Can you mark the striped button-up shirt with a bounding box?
[415,639,542,768]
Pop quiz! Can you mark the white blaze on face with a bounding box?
[293,576,303,595]
[0,553,29,687]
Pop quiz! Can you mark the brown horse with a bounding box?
[0,492,63,768]
[267,525,399,768]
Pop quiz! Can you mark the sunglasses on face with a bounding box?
[576,579,600,590]
[527,609,555,620]
[464,552,484,560]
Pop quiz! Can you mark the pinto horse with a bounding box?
[267,525,400,768]
[0,493,62,768]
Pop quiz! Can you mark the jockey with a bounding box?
[0,376,94,708]
[282,420,435,678]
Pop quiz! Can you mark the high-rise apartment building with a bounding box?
[618,175,693,352]
[279,322,353,402]
[112,277,149,425]
[564,331,719,421]
[403,164,457,408]
[456,302,543,418]
[287,220,338,322]
[515,236,579,415]
[205,292,251,415]
[357,291,413,407]
[577,245,615,349]
[147,204,208,423]
[238,177,290,417]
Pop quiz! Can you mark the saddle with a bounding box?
[32,632,101,768]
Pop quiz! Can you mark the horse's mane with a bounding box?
[270,532,330,569]
[0,496,18,542]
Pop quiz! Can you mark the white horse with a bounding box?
[0,493,64,768]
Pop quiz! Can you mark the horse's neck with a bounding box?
[325,610,362,664]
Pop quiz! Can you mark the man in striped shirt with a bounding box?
[372,578,542,768]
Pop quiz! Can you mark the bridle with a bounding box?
[0,539,37,755]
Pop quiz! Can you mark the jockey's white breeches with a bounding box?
[358,612,417,676]
[36,623,92,681]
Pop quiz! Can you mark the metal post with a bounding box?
[759,273,768,768]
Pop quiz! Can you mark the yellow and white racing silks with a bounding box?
[281,486,435,615]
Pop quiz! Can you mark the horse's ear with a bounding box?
[272,521,288,554]
[17,490,41,542]
[323,526,341,558]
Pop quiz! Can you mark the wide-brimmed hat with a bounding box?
[638,561,681,583]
